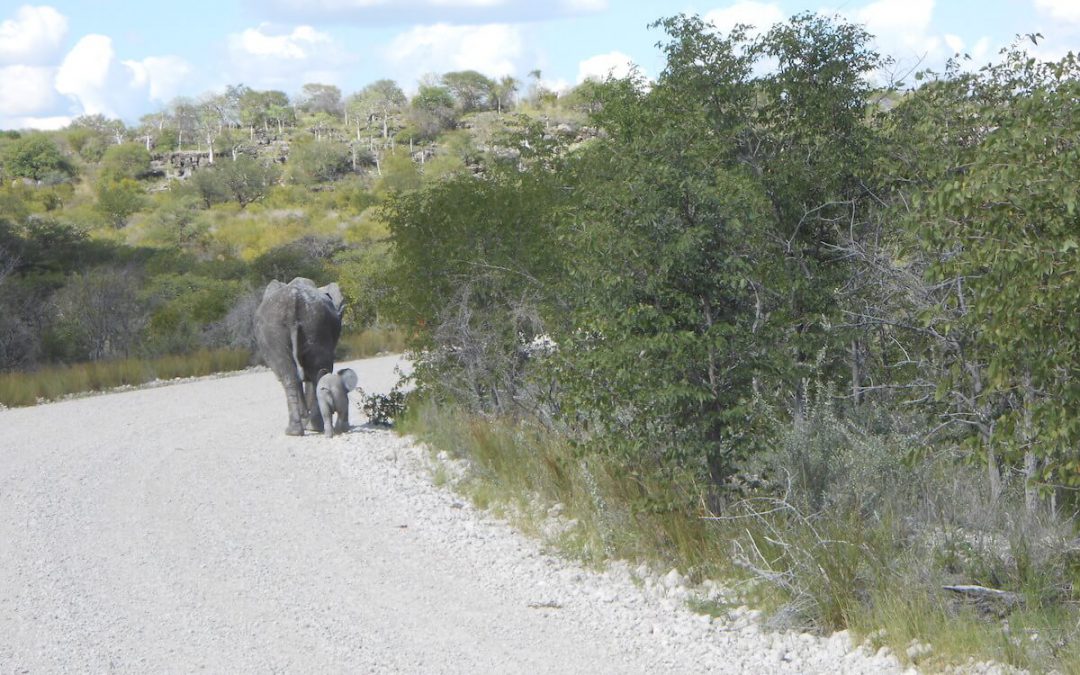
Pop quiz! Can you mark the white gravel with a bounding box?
[0,354,910,673]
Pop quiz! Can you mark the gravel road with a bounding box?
[0,354,908,673]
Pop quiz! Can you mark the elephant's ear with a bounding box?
[263,279,285,300]
[321,282,346,317]
[339,368,358,390]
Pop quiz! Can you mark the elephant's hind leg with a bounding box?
[304,380,325,433]
[284,377,305,436]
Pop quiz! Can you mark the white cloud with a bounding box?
[0,64,56,116]
[1034,0,1080,25]
[55,34,117,116]
[55,34,191,120]
[231,24,332,60]
[264,0,602,22]
[0,4,67,65]
[0,114,70,131]
[386,23,523,82]
[225,24,349,89]
[124,56,191,102]
[854,0,941,63]
[705,1,785,38]
[560,0,607,10]
[430,0,505,6]
[576,51,637,83]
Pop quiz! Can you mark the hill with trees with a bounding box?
[3,13,1080,670]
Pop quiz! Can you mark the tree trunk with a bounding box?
[850,338,863,405]
[1023,368,1039,513]
[985,421,1002,502]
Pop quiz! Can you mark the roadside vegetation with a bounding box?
[3,11,1079,671]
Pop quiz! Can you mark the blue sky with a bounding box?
[0,0,1076,130]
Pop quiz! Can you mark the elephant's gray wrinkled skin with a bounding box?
[254,277,345,436]
[316,368,358,438]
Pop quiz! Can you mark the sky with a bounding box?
[0,0,1077,131]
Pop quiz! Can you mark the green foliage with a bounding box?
[287,139,351,184]
[95,178,146,228]
[191,167,230,207]
[359,386,408,426]
[442,70,496,112]
[99,143,152,182]
[249,236,344,285]
[410,85,458,139]
[334,241,393,328]
[373,150,422,195]
[383,150,566,411]
[2,133,74,182]
[47,266,150,361]
[139,195,210,252]
[143,273,245,353]
[902,46,1080,485]
[214,156,280,208]
[297,83,343,117]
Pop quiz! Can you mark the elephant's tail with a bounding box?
[291,323,304,382]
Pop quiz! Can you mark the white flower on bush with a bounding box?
[521,333,558,357]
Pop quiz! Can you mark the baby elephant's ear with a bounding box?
[320,282,345,316]
[339,368,358,390]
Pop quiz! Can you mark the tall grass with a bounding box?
[399,399,734,580]
[399,395,1080,672]
[336,327,406,360]
[0,348,251,408]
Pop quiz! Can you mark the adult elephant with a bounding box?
[254,277,346,435]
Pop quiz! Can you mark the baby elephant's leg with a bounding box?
[333,386,350,433]
[317,387,335,438]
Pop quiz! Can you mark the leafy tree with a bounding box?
[239,89,291,136]
[99,143,152,182]
[441,70,495,112]
[190,167,230,208]
[194,92,240,163]
[348,79,407,140]
[305,111,340,141]
[2,134,74,182]
[216,156,280,208]
[749,13,884,409]
[409,85,457,139]
[905,46,1080,501]
[250,236,344,285]
[555,66,780,478]
[48,266,149,361]
[286,139,351,184]
[168,98,200,151]
[297,83,343,118]
[334,241,394,328]
[373,150,421,195]
[141,195,209,251]
[489,75,519,114]
[69,114,126,146]
[143,273,245,353]
[96,178,146,228]
[384,153,567,411]
[136,109,171,150]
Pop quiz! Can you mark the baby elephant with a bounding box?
[315,368,358,438]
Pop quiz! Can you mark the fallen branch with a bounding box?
[942,584,1023,612]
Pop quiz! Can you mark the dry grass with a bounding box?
[336,327,406,360]
[0,348,251,408]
